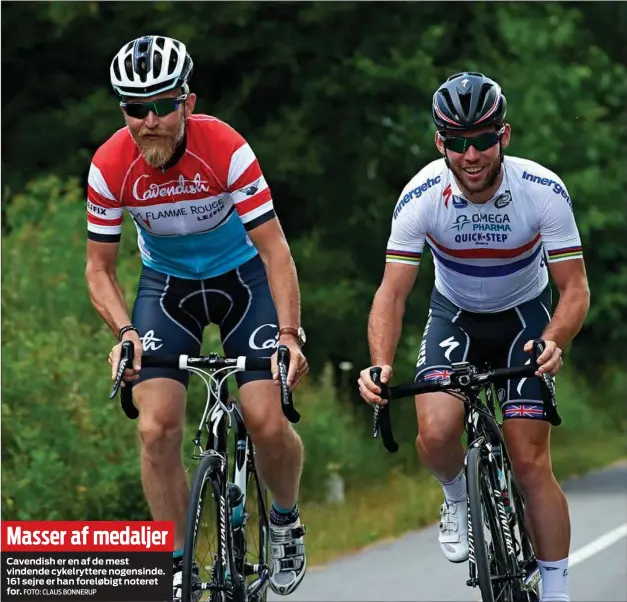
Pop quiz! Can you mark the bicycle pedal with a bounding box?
[523,567,541,591]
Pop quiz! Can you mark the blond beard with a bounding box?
[134,120,185,168]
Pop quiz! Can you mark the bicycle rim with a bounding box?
[183,453,229,602]
[467,446,516,602]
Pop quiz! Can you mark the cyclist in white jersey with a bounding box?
[358,72,590,602]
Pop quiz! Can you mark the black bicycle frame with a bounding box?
[202,369,270,601]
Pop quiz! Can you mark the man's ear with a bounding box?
[434,131,446,156]
[185,93,197,115]
[500,123,511,149]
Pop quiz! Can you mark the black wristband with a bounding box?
[118,324,139,342]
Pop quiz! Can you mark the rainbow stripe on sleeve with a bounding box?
[385,249,422,265]
[546,246,583,262]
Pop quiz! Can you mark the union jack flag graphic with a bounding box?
[423,369,452,381]
[504,404,544,419]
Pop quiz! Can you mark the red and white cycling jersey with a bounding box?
[386,156,584,312]
[87,115,275,279]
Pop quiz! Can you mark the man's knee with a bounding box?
[415,392,465,454]
[139,417,184,451]
[240,381,285,433]
[504,419,553,492]
[134,379,186,455]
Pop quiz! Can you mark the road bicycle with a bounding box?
[110,341,301,602]
[370,340,560,602]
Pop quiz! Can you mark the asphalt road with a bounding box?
[270,463,627,601]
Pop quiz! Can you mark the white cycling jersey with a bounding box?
[386,156,583,312]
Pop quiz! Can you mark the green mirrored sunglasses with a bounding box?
[120,94,187,119]
[439,126,505,153]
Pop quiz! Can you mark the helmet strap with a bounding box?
[443,148,452,170]
[486,141,505,188]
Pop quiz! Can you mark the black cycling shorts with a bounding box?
[131,254,278,388]
[415,285,553,421]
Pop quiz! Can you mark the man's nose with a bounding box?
[144,111,159,128]
[464,144,481,161]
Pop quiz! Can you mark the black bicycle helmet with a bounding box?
[432,72,507,131]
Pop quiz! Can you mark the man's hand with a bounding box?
[272,338,308,391]
[108,331,143,386]
[524,339,562,376]
[358,365,393,405]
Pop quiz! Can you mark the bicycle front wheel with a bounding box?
[183,453,232,602]
[467,446,516,602]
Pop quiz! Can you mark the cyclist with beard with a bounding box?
[358,73,589,602]
[85,36,308,601]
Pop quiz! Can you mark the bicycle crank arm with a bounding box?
[247,568,271,601]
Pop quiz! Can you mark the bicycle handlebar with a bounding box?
[109,342,301,424]
[371,339,561,453]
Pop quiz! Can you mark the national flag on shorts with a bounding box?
[504,404,545,419]
[423,369,452,381]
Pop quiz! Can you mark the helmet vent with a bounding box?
[155,37,166,50]
[168,51,179,75]
[459,92,472,118]
[123,56,134,81]
[138,57,147,82]
[478,84,492,111]
[153,51,163,77]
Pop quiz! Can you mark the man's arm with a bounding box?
[368,262,419,367]
[247,218,301,336]
[529,172,589,375]
[247,217,306,387]
[85,240,130,334]
[86,240,143,376]
[542,258,590,350]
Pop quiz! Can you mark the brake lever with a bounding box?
[531,338,561,427]
[370,367,398,453]
[109,340,139,420]
[109,340,133,399]
[370,367,384,438]
[277,345,300,424]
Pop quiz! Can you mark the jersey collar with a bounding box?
[159,130,188,172]
[448,163,509,208]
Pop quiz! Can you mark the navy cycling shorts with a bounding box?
[415,285,554,421]
[131,254,278,388]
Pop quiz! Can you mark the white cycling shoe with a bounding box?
[438,498,469,563]
[269,515,307,596]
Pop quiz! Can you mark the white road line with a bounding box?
[570,522,627,567]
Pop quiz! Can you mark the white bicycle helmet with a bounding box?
[110,35,194,98]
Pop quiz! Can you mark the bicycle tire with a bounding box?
[183,453,232,602]
[508,476,540,602]
[467,446,516,602]
[246,450,270,602]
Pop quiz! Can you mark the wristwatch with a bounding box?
[279,326,307,347]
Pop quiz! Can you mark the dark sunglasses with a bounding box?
[120,94,187,119]
[438,126,505,153]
